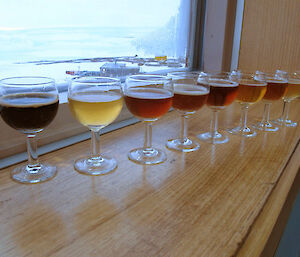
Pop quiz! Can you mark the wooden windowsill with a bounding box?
[0,100,299,257]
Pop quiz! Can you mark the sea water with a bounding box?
[0,26,176,80]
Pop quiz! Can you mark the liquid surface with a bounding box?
[173,84,208,111]
[0,93,59,132]
[125,88,173,120]
[68,91,123,128]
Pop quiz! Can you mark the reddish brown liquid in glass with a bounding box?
[206,84,238,107]
[172,85,208,111]
[173,94,208,111]
[125,88,172,119]
[263,80,288,101]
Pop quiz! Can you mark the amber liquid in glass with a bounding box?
[0,92,59,132]
[206,82,239,108]
[125,88,172,119]
[283,79,300,101]
[263,79,288,101]
[173,84,208,112]
[236,82,267,104]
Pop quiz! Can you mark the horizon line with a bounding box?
[0,25,158,31]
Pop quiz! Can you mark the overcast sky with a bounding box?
[0,0,181,29]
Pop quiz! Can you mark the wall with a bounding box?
[238,0,300,73]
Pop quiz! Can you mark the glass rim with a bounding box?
[265,73,288,83]
[264,72,286,76]
[126,74,171,83]
[201,71,231,76]
[238,78,267,86]
[230,72,267,85]
[232,71,264,76]
[198,71,232,82]
[208,78,239,87]
[0,76,55,86]
[168,71,201,78]
[288,75,300,83]
[291,71,300,74]
[289,71,300,79]
[71,76,121,85]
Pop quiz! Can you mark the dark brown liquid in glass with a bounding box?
[125,88,172,119]
[0,93,59,132]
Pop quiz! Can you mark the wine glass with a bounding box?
[197,72,239,144]
[124,74,173,165]
[0,77,59,184]
[166,71,209,152]
[273,71,300,127]
[253,72,288,132]
[68,77,123,175]
[228,72,267,137]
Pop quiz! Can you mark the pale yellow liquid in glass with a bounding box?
[283,79,300,101]
[68,91,123,128]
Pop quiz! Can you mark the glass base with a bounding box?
[197,131,229,144]
[253,121,279,132]
[228,126,257,138]
[74,156,117,175]
[284,120,297,127]
[166,138,200,152]
[11,163,57,184]
[273,118,297,127]
[128,147,166,165]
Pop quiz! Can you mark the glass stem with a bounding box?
[210,109,219,138]
[265,103,271,124]
[90,129,101,159]
[180,114,188,143]
[26,134,40,173]
[241,104,249,131]
[261,103,271,126]
[279,101,287,122]
[144,121,153,150]
[283,100,291,122]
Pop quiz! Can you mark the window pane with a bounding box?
[0,0,191,81]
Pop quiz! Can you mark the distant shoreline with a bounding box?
[0,26,159,32]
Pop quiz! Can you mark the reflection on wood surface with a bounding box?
[0,100,299,257]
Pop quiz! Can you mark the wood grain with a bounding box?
[238,0,300,73]
[236,138,300,257]
[0,99,299,257]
